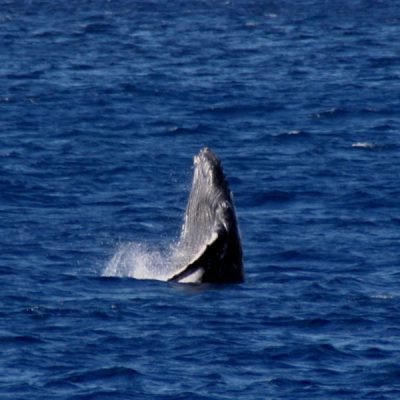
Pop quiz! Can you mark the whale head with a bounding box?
[169,148,244,283]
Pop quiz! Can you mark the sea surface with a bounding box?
[1,1,400,399]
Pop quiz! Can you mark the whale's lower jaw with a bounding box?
[169,148,244,284]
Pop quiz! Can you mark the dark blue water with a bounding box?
[1,1,400,398]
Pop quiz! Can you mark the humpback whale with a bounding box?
[168,148,244,284]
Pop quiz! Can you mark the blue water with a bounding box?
[1,0,400,398]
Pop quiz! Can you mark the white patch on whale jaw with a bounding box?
[176,268,205,283]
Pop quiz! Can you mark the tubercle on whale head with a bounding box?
[194,148,221,169]
[194,147,227,187]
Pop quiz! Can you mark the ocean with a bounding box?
[1,1,400,398]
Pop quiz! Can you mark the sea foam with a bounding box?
[103,242,175,281]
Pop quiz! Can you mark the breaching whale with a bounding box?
[168,147,244,283]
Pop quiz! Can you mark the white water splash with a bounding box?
[351,142,376,149]
[102,242,179,281]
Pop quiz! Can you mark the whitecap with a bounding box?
[351,142,376,149]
